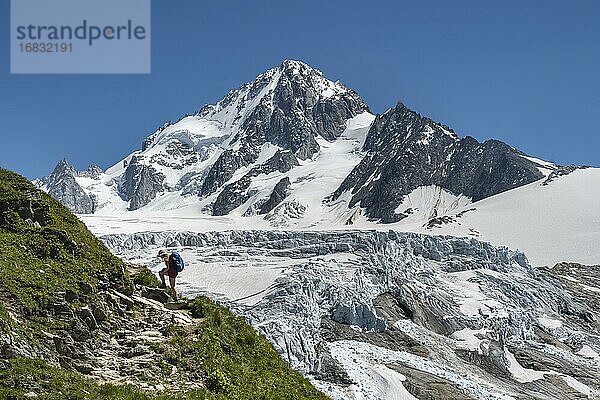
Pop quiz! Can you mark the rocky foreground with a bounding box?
[3,266,204,392]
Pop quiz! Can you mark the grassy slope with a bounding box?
[0,168,328,400]
[0,168,126,316]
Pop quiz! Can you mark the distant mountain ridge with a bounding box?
[36,60,589,235]
[331,102,545,222]
[34,159,102,214]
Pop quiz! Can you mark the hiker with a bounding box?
[157,249,185,301]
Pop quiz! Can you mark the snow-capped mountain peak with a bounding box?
[364,102,458,151]
[36,61,600,269]
[194,66,281,134]
[141,60,354,155]
[34,159,102,214]
[39,60,368,212]
[52,158,74,174]
[174,59,356,141]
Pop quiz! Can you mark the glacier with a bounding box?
[99,229,600,400]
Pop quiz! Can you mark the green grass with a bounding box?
[0,168,128,316]
[0,303,12,333]
[133,266,161,288]
[150,296,328,400]
[0,168,329,399]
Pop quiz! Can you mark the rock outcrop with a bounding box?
[120,155,165,210]
[212,150,298,216]
[33,159,97,214]
[259,177,290,214]
[332,103,546,222]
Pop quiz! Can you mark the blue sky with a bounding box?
[1,0,599,178]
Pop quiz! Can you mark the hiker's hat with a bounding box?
[157,249,169,258]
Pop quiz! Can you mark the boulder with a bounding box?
[141,287,170,304]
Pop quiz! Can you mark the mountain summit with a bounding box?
[34,159,101,214]
[36,60,600,267]
[39,60,368,213]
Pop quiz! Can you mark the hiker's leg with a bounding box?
[158,269,167,287]
[169,277,177,300]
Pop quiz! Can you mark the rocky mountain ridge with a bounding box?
[36,60,555,228]
[331,102,546,222]
[34,159,103,214]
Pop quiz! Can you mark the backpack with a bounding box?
[170,252,185,272]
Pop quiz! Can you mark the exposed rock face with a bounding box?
[212,174,252,216]
[200,149,254,197]
[389,364,477,400]
[200,60,367,197]
[542,164,588,185]
[262,149,299,173]
[259,177,290,214]
[0,188,52,228]
[79,165,103,179]
[539,262,600,332]
[320,317,427,356]
[257,61,367,157]
[121,156,165,211]
[212,150,298,216]
[332,103,545,222]
[101,230,600,400]
[33,159,97,214]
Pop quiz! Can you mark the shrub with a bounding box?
[133,266,161,288]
